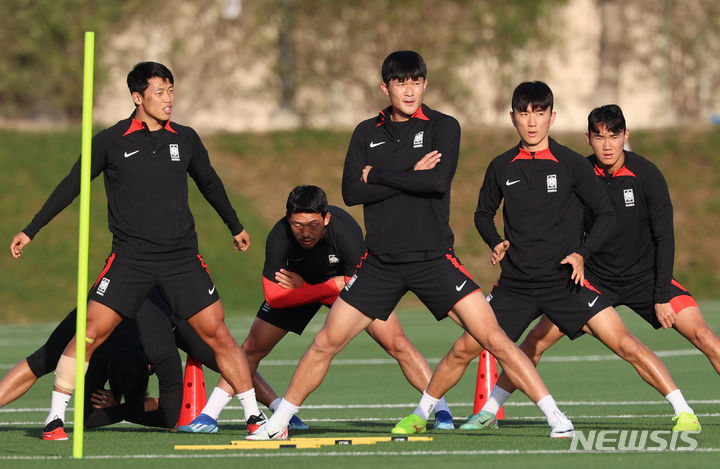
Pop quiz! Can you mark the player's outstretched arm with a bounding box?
[10,232,30,258]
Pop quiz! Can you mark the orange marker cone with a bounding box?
[472,350,505,419]
[176,355,208,427]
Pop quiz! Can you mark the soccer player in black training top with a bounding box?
[0,289,226,437]
[473,104,707,432]
[430,82,698,434]
[9,62,263,440]
[180,185,454,433]
[248,51,571,441]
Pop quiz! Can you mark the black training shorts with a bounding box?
[256,301,324,335]
[488,278,611,342]
[586,271,698,329]
[88,254,219,320]
[339,250,482,321]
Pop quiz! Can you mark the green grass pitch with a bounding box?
[1,304,718,468]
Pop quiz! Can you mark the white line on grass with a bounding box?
[3,400,719,413]
[0,347,705,369]
[3,412,720,426]
[1,448,720,460]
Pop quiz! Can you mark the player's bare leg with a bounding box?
[365,311,455,428]
[494,315,567,393]
[186,299,264,429]
[241,317,290,404]
[673,306,720,374]
[447,292,551,402]
[584,307,677,394]
[284,298,373,404]
[0,360,38,407]
[394,291,573,438]
[186,300,253,394]
[43,301,122,439]
[247,298,374,439]
[365,312,433,392]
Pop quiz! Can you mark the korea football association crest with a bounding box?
[169,143,180,161]
[546,174,557,193]
[96,277,110,296]
[413,131,424,148]
[623,188,635,207]
[328,254,340,264]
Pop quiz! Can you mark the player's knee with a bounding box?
[384,334,414,358]
[449,337,483,365]
[241,338,271,364]
[310,329,341,357]
[210,325,237,352]
[480,328,512,357]
[694,326,720,352]
[617,334,642,361]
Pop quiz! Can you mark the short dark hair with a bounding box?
[286,185,328,216]
[127,62,174,95]
[381,50,427,85]
[587,104,626,134]
[511,81,553,112]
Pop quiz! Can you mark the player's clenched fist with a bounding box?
[10,232,30,258]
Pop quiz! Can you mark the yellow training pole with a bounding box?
[73,30,94,459]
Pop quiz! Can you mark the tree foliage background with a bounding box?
[0,0,143,120]
[1,0,720,123]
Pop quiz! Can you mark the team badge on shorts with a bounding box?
[546,174,557,193]
[344,274,357,291]
[623,189,635,207]
[96,277,110,296]
[169,144,180,161]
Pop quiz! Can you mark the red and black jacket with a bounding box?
[262,206,364,308]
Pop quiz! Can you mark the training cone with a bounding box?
[176,355,208,428]
[472,350,505,419]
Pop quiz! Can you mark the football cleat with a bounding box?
[458,410,498,430]
[246,411,268,434]
[289,414,310,430]
[432,410,455,430]
[549,410,575,438]
[672,412,701,432]
[245,421,288,440]
[43,418,68,441]
[177,413,218,433]
[391,414,427,435]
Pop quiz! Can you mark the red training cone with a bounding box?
[472,350,505,419]
[176,355,208,427]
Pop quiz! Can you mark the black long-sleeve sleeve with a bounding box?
[342,124,403,206]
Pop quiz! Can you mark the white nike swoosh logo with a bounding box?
[588,296,599,307]
[369,141,386,148]
[124,150,140,158]
[505,179,520,186]
[456,280,467,291]
[208,285,216,295]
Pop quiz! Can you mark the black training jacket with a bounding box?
[585,151,674,303]
[23,113,243,260]
[342,104,459,263]
[475,138,615,287]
